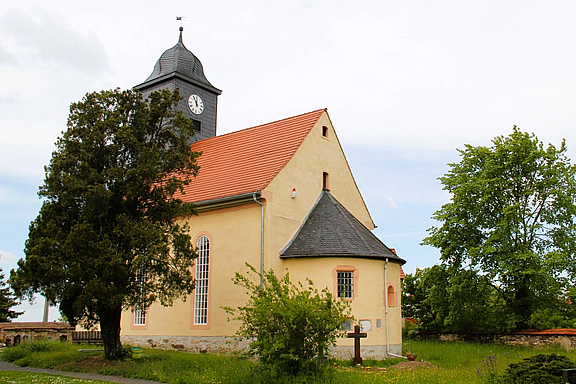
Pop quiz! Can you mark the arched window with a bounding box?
[194,235,210,325]
[387,285,396,307]
[133,267,147,326]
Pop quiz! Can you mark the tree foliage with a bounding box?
[423,127,576,329]
[402,266,513,332]
[224,264,352,375]
[11,88,199,359]
[0,268,22,322]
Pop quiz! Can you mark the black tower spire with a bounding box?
[135,27,221,143]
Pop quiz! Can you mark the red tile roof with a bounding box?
[0,322,73,330]
[512,329,576,336]
[178,109,325,204]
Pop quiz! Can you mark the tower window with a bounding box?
[323,172,330,190]
[192,119,202,132]
[322,125,329,138]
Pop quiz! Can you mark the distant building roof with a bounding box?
[0,322,73,331]
[177,109,325,204]
[280,190,405,264]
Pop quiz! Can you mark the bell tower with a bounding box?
[135,27,221,143]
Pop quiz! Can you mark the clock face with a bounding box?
[188,94,204,115]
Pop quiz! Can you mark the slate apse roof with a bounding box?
[177,109,325,204]
[280,190,405,263]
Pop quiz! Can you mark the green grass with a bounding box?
[2,340,576,383]
[0,371,109,384]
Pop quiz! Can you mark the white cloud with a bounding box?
[0,249,21,273]
[0,9,109,74]
[385,196,399,209]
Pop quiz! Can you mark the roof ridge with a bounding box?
[191,108,326,147]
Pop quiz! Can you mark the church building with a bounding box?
[120,28,406,359]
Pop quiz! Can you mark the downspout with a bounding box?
[253,192,264,288]
[385,257,407,359]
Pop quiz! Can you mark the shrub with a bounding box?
[2,340,69,364]
[223,263,352,376]
[488,353,576,384]
[402,319,419,340]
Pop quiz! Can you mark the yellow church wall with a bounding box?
[262,110,374,275]
[283,257,403,349]
[121,110,403,358]
[121,203,262,338]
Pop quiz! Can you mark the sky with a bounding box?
[1,0,576,321]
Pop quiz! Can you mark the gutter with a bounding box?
[193,192,260,212]
[385,257,407,360]
[252,192,264,288]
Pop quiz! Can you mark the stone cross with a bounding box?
[347,325,367,365]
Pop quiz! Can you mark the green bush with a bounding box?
[488,353,576,384]
[402,320,419,340]
[223,263,351,376]
[2,340,69,364]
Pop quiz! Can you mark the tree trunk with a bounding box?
[513,281,533,329]
[99,306,125,360]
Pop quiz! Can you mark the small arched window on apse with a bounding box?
[387,284,396,307]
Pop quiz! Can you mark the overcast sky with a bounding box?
[2,0,576,321]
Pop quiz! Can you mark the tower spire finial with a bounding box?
[176,16,186,43]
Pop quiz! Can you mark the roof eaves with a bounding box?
[279,253,406,264]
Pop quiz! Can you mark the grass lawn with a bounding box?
[0,371,109,384]
[2,339,576,383]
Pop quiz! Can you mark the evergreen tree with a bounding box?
[0,268,22,322]
[12,88,199,359]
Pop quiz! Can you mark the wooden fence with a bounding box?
[72,331,102,343]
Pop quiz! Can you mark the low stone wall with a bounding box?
[0,322,74,346]
[417,330,576,349]
[122,335,402,359]
[121,335,250,355]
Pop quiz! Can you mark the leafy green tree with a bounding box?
[224,264,352,375]
[403,265,511,332]
[0,268,22,322]
[11,88,199,359]
[424,127,576,329]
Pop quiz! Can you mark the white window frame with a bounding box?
[194,235,210,325]
[133,267,147,326]
[337,270,353,299]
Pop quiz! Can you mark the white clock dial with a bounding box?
[188,94,204,115]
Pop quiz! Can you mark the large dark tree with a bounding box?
[11,88,199,359]
[423,127,576,329]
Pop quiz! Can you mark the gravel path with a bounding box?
[0,361,163,383]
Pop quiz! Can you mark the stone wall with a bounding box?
[0,322,74,346]
[417,331,576,349]
[122,335,402,360]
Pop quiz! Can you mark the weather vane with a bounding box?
[176,16,187,27]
